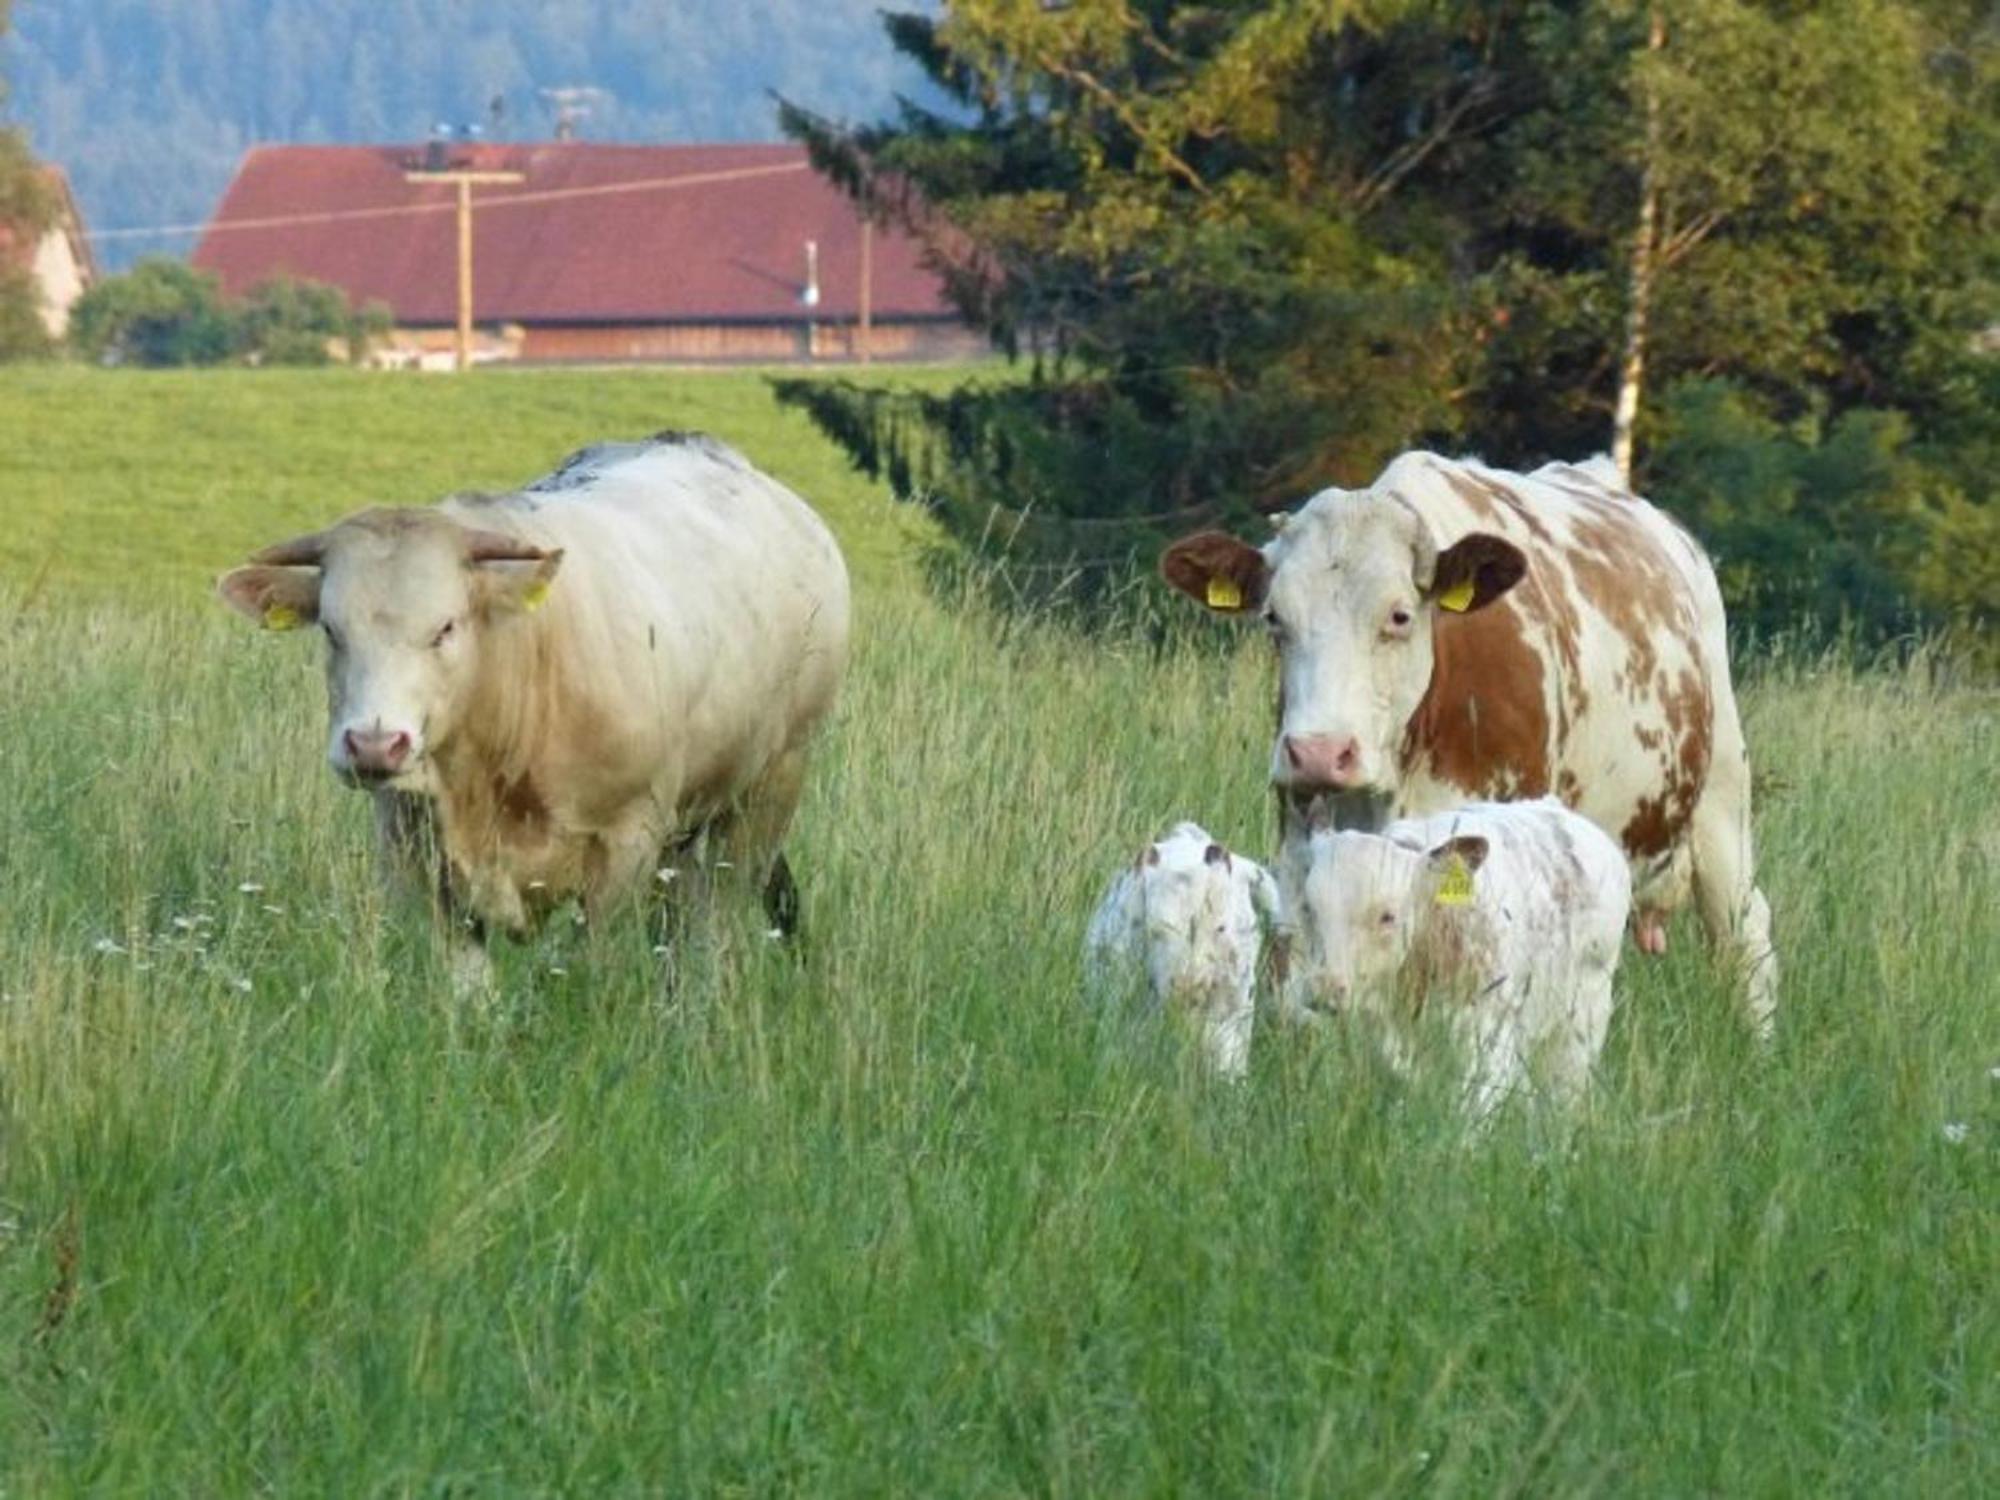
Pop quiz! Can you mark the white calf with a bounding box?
[1084,823,1282,1079]
[1284,798,1630,1119]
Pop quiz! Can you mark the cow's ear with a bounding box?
[1160,531,1270,615]
[1428,533,1525,614]
[475,549,564,615]
[216,565,321,631]
[1426,835,1489,873]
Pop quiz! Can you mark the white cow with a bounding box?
[1284,798,1630,1120]
[1084,823,1283,1079]
[217,433,850,950]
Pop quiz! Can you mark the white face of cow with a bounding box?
[1160,491,1526,819]
[1135,842,1249,1004]
[216,510,563,791]
[1288,829,1488,1018]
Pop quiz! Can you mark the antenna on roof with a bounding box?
[538,86,608,142]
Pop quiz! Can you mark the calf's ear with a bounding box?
[475,549,565,615]
[1426,835,1490,873]
[216,565,322,631]
[1428,533,1525,614]
[1160,531,1270,615]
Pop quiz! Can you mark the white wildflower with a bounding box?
[172,916,199,932]
[549,966,568,978]
[1942,1122,1969,1144]
[237,881,265,895]
[764,928,785,942]
[655,867,678,885]
[233,978,253,995]
[91,937,126,956]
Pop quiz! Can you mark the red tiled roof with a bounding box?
[191,142,958,326]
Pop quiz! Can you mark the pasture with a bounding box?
[1,369,1995,1493]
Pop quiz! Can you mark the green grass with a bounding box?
[0,364,963,601]
[1,369,1995,1493]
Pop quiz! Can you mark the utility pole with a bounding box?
[858,218,873,365]
[402,166,524,371]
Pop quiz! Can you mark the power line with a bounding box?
[84,158,812,245]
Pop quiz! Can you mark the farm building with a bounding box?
[2,166,97,339]
[190,142,982,366]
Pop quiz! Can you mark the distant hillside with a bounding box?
[1,0,937,269]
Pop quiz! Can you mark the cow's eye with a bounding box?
[1263,607,1283,634]
[321,622,343,651]
[1388,607,1413,630]
[430,620,457,649]
[1377,909,1397,929]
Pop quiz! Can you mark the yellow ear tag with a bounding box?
[522,580,550,613]
[263,604,302,632]
[1436,578,1476,614]
[1205,577,1243,612]
[1435,853,1475,907]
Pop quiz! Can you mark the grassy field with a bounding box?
[1,369,1996,1493]
[0,365,961,601]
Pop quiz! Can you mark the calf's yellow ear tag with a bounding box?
[263,604,302,632]
[1205,576,1243,612]
[1435,853,1475,907]
[522,580,551,613]
[1436,577,1476,613]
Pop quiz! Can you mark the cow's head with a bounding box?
[1284,827,1489,1021]
[217,509,563,790]
[1162,491,1524,820]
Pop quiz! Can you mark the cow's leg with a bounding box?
[720,744,813,940]
[1689,777,1778,1042]
[1544,968,1614,1112]
[376,789,493,994]
[762,853,802,939]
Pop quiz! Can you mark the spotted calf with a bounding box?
[1285,798,1630,1120]
[1083,823,1283,1079]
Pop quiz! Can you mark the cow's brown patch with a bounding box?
[1567,508,1685,641]
[1403,600,1552,799]
[1455,470,1559,549]
[1621,793,1678,858]
[1621,669,1711,858]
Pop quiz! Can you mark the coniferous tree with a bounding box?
[778,1,1996,640]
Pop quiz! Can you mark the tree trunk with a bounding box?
[1612,8,1666,486]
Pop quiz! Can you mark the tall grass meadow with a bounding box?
[1,571,1993,1492]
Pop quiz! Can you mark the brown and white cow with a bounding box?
[218,433,850,955]
[1161,451,1776,1036]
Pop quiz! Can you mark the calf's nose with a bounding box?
[343,727,412,775]
[1281,732,1364,790]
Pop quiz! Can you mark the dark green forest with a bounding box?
[1,0,939,268]
[778,1,1997,647]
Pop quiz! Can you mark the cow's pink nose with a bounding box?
[1282,733,1363,790]
[344,728,412,775]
